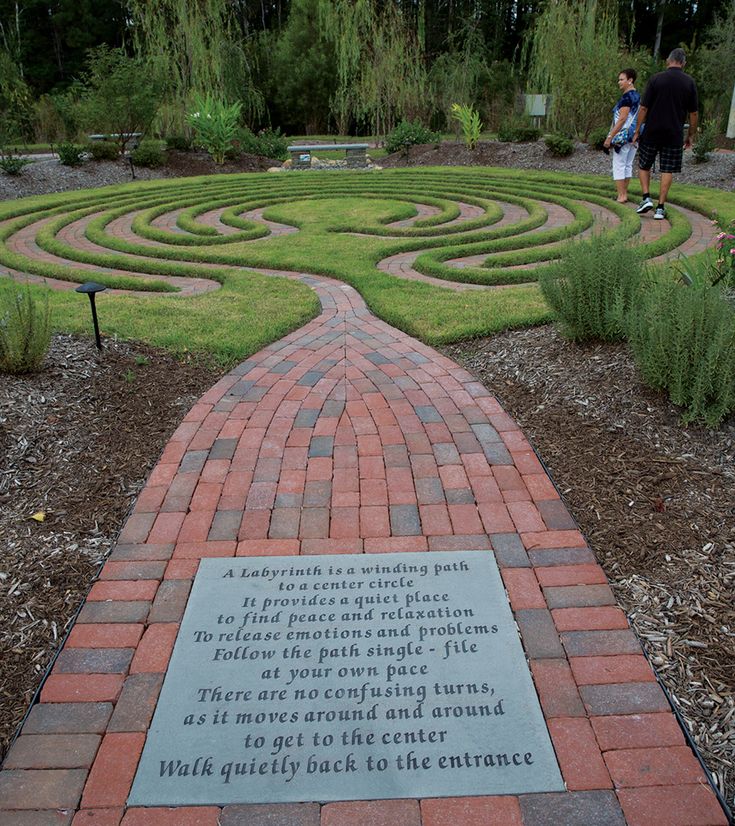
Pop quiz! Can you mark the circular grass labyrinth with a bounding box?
[0,167,717,298]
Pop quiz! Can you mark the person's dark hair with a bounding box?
[667,48,687,65]
[621,68,637,83]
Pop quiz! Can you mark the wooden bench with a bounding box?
[287,143,369,169]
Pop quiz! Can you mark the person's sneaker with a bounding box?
[636,196,654,214]
[654,206,666,220]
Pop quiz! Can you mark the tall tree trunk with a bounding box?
[14,1,23,78]
[653,1,665,59]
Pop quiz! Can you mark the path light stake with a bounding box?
[75,282,107,350]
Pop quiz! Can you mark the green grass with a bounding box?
[1,166,733,367]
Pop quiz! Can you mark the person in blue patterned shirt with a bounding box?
[604,69,641,204]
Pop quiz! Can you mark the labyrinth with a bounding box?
[0,166,720,353]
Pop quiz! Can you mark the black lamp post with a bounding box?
[75,282,107,350]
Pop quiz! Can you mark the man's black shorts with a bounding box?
[637,141,683,173]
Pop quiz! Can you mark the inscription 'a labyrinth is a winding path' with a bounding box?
[0,169,728,825]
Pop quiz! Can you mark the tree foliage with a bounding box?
[77,46,162,151]
[693,0,735,128]
[525,0,621,139]
[128,0,262,132]
[2,0,734,140]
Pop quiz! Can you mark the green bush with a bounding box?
[88,140,119,161]
[165,134,192,151]
[56,142,85,166]
[544,133,574,156]
[186,93,241,165]
[692,120,718,164]
[628,281,735,426]
[130,140,165,167]
[236,127,288,160]
[0,153,31,175]
[385,120,441,154]
[497,120,541,143]
[587,126,609,150]
[0,283,52,374]
[540,235,646,341]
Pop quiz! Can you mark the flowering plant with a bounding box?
[186,94,242,165]
[713,215,735,287]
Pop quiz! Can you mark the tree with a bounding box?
[268,0,338,134]
[0,0,127,94]
[128,0,263,133]
[351,3,428,136]
[0,47,33,140]
[525,0,622,139]
[78,46,162,151]
[694,0,735,129]
[320,0,429,137]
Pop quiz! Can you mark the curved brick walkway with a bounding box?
[0,269,728,826]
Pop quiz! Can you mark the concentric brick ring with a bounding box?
[0,168,717,296]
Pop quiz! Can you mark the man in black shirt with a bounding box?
[633,48,698,220]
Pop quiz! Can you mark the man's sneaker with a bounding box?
[654,206,666,220]
[636,196,654,214]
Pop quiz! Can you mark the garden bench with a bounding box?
[287,143,369,169]
[88,132,142,150]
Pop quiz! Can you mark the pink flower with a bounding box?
[730,248,735,255]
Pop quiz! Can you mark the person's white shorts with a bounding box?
[612,143,637,180]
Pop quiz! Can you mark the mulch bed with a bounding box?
[0,335,221,758]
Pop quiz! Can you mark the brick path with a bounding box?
[0,268,728,826]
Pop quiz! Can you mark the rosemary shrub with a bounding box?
[539,235,645,341]
[628,281,735,426]
[0,283,52,374]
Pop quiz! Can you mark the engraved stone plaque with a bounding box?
[129,551,564,805]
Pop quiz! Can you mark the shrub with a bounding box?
[56,142,84,166]
[450,103,482,150]
[692,120,717,164]
[385,120,440,154]
[0,153,31,175]
[587,126,609,150]
[0,283,52,374]
[130,140,165,167]
[628,281,735,426]
[186,94,242,165]
[165,134,192,151]
[539,235,646,341]
[236,127,289,160]
[544,133,574,156]
[88,140,119,161]
[497,119,541,142]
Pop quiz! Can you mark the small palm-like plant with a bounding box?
[186,94,242,165]
[451,103,482,150]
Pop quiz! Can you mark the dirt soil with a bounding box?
[0,142,734,813]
